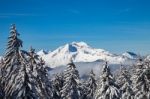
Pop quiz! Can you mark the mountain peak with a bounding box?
[38,41,133,67]
[63,43,78,53]
[71,41,89,48]
[61,41,89,53]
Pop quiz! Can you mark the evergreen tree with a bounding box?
[80,80,88,99]
[27,47,53,99]
[7,51,40,98]
[61,59,81,99]
[1,24,22,75]
[0,24,25,98]
[116,65,131,87]
[1,24,22,76]
[38,58,53,98]
[85,69,97,99]
[116,65,134,99]
[52,73,64,99]
[0,24,53,98]
[95,62,120,99]
[132,58,150,99]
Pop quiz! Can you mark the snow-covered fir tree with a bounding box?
[132,58,150,99]
[52,73,64,99]
[8,51,41,98]
[116,65,134,99]
[95,62,120,99]
[116,65,131,87]
[0,24,25,98]
[79,80,88,99]
[61,59,81,99]
[0,24,22,79]
[0,24,53,99]
[84,69,97,99]
[27,47,53,98]
[38,58,53,98]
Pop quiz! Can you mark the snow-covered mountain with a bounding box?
[37,49,48,56]
[122,51,138,59]
[37,42,135,68]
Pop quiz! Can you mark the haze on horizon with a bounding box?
[0,0,150,55]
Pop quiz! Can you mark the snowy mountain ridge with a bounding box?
[37,42,137,68]
[37,49,49,56]
[122,51,138,59]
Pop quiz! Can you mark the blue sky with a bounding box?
[0,0,150,55]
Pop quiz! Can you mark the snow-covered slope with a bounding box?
[122,51,138,59]
[38,42,133,68]
[37,49,48,56]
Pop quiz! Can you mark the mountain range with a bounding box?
[0,42,147,78]
[37,42,138,68]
